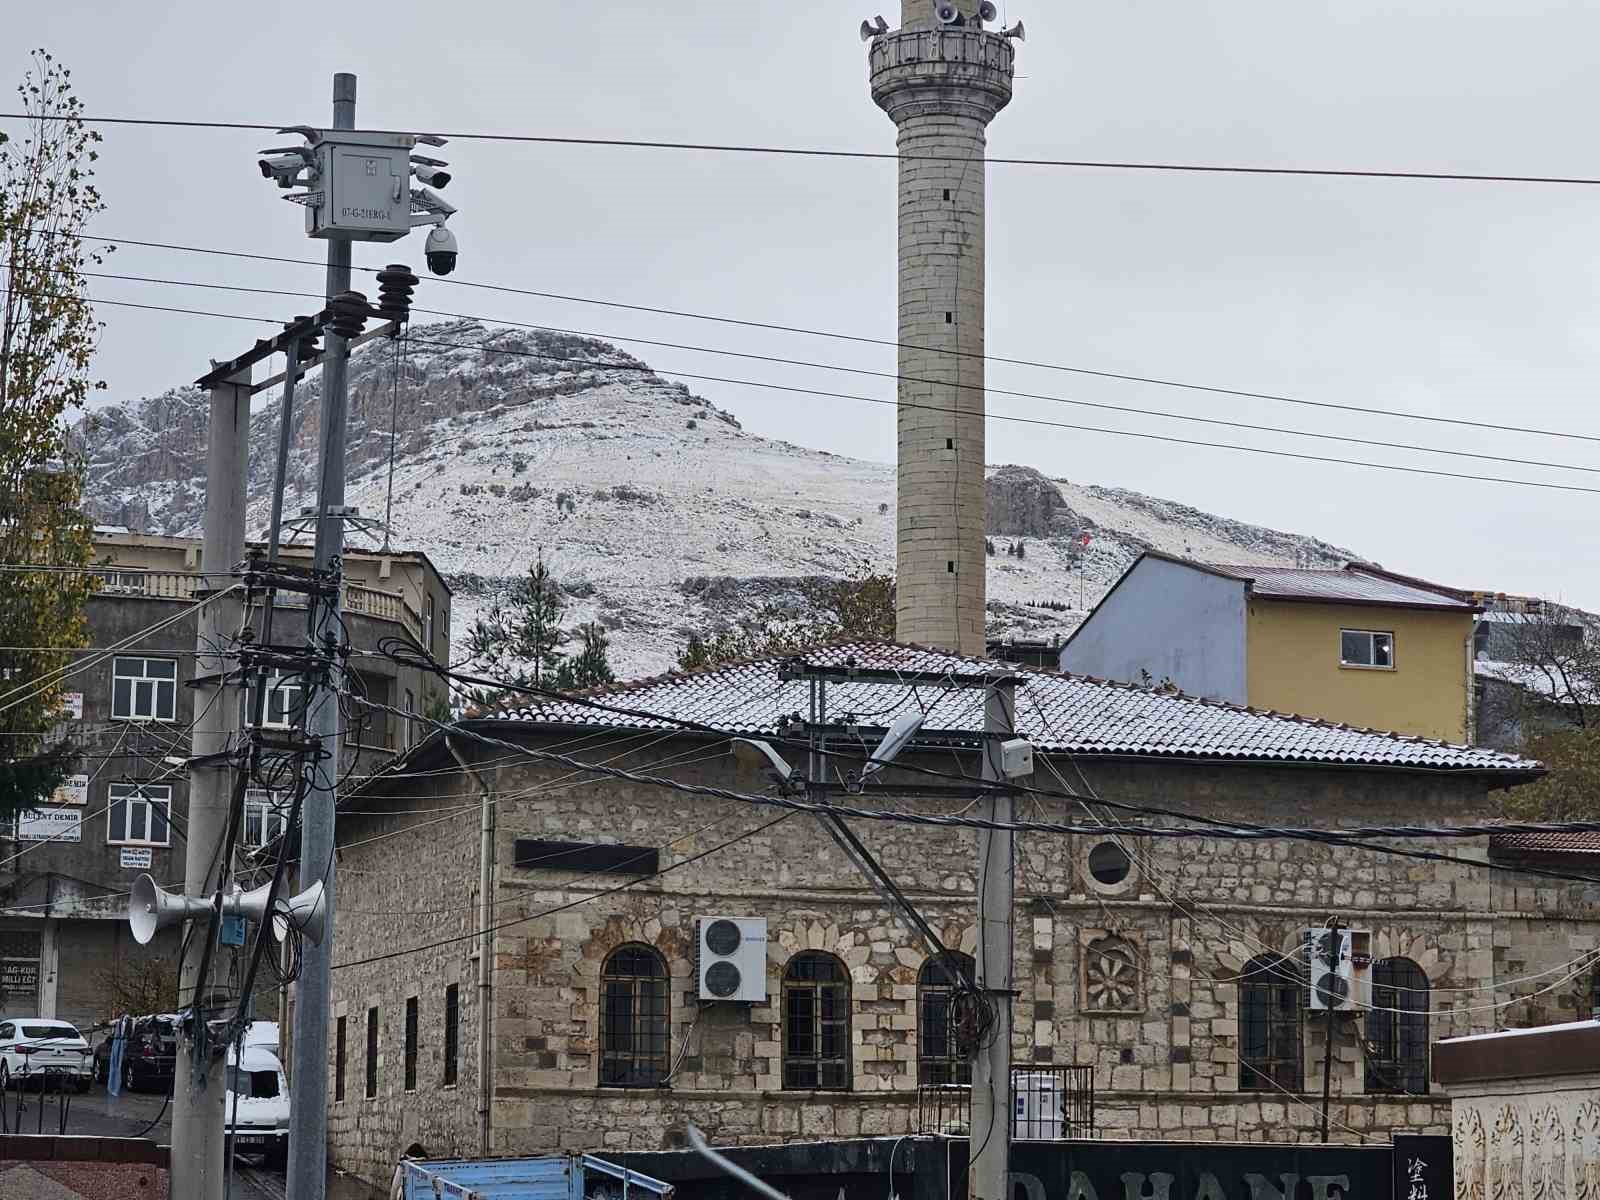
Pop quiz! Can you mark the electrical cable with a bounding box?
[78,267,1600,480]
[331,811,794,971]
[55,230,1600,447]
[10,112,1600,185]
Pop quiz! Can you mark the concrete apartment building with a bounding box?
[0,530,450,1029]
[319,639,1593,1185]
[1060,554,1481,742]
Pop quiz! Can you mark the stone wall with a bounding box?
[324,734,1598,1185]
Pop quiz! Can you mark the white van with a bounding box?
[225,1043,289,1169]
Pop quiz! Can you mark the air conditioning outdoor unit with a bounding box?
[1305,926,1371,1011]
[695,916,768,1002]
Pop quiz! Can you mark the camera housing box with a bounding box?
[306,131,416,242]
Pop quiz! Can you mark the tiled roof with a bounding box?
[1205,563,1475,610]
[1492,831,1600,855]
[482,639,1537,776]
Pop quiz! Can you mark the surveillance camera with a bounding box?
[258,154,306,189]
[424,225,458,276]
[411,163,451,189]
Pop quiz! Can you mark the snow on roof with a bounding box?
[1204,563,1476,610]
[480,639,1537,776]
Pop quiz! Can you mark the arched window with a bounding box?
[1239,953,1303,1092]
[599,944,669,1088]
[783,951,851,1090]
[918,951,975,1086]
[1366,957,1429,1095]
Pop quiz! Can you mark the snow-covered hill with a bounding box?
[77,319,1358,679]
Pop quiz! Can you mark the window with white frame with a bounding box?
[112,657,178,721]
[404,689,415,749]
[262,671,303,729]
[1339,629,1395,670]
[243,789,288,848]
[108,783,172,846]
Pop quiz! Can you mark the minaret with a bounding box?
[869,1,1017,655]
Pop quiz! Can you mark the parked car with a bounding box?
[93,1014,178,1093]
[0,1019,93,1092]
[225,1044,289,1170]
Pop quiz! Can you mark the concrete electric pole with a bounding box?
[169,366,250,1200]
[970,676,1017,1200]
[286,70,356,1200]
[868,1,1020,655]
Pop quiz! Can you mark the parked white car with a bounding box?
[226,1044,289,1169]
[0,1019,93,1092]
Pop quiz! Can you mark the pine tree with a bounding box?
[568,622,616,690]
[465,549,567,689]
[0,53,102,816]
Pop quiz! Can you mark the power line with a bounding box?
[48,231,1600,447]
[75,268,1600,479]
[7,113,1600,185]
[19,284,1600,500]
[355,691,1585,848]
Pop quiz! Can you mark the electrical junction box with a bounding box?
[1000,737,1034,778]
[306,131,415,242]
[696,916,768,1002]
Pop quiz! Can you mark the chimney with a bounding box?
[868,2,1017,654]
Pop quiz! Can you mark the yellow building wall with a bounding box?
[1245,599,1473,742]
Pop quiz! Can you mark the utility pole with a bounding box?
[287,70,356,1200]
[971,677,1017,1200]
[170,366,250,1200]
[1319,916,1341,1145]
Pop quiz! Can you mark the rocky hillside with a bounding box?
[76,319,1357,679]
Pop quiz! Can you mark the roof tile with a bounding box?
[485,639,1537,776]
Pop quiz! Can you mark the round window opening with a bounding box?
[1087,841,1132,886]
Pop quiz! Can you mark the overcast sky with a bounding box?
[8,1,1600,607]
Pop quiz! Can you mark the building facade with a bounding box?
[322,641,1587,1187]
[1060,555,1479,742]
[0,531,451,1031]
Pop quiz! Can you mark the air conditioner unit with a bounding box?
[695,916,767,1003]
[1305,926,1371,1011]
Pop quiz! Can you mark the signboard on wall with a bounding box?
[58,693,83,720]
[17,807,81,842]
[119,847,153,870]
[51,775,88,806]
[0,959,39,999]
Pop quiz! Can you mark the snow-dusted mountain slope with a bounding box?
[77,319,1358,679]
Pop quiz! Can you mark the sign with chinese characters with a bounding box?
[17,807,81,842]
[119,847,153,870]
[1393,1134,1451,1200]
[51,774,88,806]
[57,692,83,720]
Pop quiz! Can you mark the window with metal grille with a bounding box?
[111,656,178,721]
[365,1007,379,1099]
[443,983,459,1086]
[1239,954,1303,1092]
[1365,957,1428,1095]
[335,1016,346,1102]
[918,951,974,1086]
[404,997,419,1092]
[783,951,852,1091]
[599,944,669,1088]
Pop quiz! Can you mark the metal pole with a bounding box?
[970,678,1015,1200]
[170,367,250,1200]
[1320,917,1340,1144]
[287,70,355,1200]
[447,738,495,1159]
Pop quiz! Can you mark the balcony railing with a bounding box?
[93,571,426,645]
[917,1065,1095,1140]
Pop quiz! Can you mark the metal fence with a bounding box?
[917,1065,1095,1140]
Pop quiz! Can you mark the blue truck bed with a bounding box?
[398,1152,674,1200]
